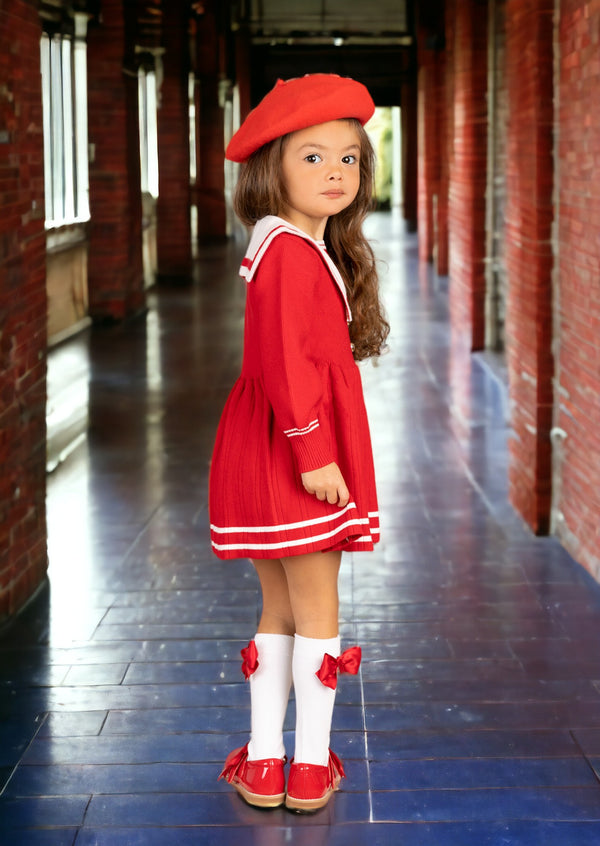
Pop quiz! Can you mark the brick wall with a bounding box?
[417,9,447,271]
[435,47,449,277]
[485,0,509,352]
[157,0,192,277]
[505,0,554,534]
[194,0,227,241]
[447,0,488,350]
[417,57,437,262]
[444,0,456,274]
[400,77,418,231]
[87,0,145,319]
[554,0,600,577]
[0,0,48,620]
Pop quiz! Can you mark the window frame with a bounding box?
[40,14,90,230]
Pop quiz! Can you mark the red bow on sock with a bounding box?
[241,640,259,680]
[316,646,362,690]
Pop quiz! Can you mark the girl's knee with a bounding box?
[257,610,296,637]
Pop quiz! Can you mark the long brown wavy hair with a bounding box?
[233,119,389,360]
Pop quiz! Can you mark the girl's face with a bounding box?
[279,120,362,240]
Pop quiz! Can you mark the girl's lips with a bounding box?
[322,190,345,198]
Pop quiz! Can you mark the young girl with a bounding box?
[209,74,388,812]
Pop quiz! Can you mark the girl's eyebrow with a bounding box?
[296,142,361,153]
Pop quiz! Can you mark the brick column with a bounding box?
[400,76,418,231]
[234,27,252,124]
[417,55,437,262]
[505,0,554,535]
[447,0,488,350]
[553,0,600,577]
[87,0,145,319]
[195,1,227,241]
[417,33,448,271]
[156,0,192,280]
[445,0,456,274]
[0,0,48,620]
[416,1,448,272]
[435,47,449,276]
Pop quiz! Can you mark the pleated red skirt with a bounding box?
[209,364,379,559]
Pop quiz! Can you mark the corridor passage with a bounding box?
[2,213,600,844]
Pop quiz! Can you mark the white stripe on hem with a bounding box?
[210,502,361,535]
[354,533,380,543]
[211,517,374,552]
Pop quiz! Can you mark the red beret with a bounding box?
[226,74,375,163]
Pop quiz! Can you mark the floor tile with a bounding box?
[362,677,600,703]
[369,756,597,790]
[74,824,398,846]
[83,790,371,826]
[366,729,579,760]
[37,711,107,738]
[371,786,600,822]
[0,796,88,829]
[572,728,600,756]
[4,762,226,797]
[62,664,129,686]
[0,832,77,846]
[365,700,600,732]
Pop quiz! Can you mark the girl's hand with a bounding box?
[301,463,350,507]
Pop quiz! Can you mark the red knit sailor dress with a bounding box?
[209,232,379,559]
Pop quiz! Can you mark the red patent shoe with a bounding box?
[218,743,286,808]
[285,749,345,812]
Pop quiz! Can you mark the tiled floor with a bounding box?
[2,212,600,844]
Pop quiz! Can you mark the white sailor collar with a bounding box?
[239,215,352,322]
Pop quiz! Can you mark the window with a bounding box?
[40,15,90,228]
[138,68,159,199]
[188,72,197,185]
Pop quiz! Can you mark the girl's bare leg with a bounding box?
[280,550,341,639]
[251,558,295,635]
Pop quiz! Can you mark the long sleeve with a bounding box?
[250,235,339,474]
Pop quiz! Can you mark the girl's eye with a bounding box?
[342,155,358,165]
[304,153,322,163]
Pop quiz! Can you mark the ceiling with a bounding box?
[231,0,416,105]
[240,0,411,43]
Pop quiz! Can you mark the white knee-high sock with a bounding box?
[247,633,294,761]
[292,633,341,767]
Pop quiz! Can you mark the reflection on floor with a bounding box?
[3,212,600,845]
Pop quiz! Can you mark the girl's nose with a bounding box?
[328,168,343,181]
